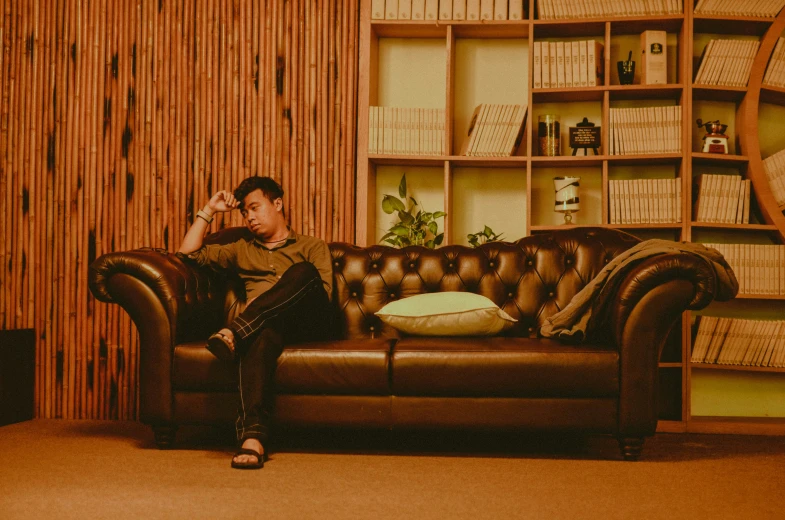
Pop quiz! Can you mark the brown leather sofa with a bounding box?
[88,227,731,460]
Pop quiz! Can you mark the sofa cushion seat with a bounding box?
[173,338,395,395]
[275,339,395,395]
[392,337,619,398]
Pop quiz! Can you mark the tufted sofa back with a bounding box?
[202,227,640,340]
[330,228,640,339]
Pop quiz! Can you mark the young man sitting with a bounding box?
[178,176,335,469]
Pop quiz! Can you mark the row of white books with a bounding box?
[693,174,751,224]
[694,0,785,17]
[537,0,682,19]
[459,104,528,156]
[371,0,524,20]
[702,243,785,295]
[694,39,760,87]
[368,107,446,156]
[532,40,604,89]
[609,178,682,225]
[763,38,785,88]
[762,148,785,206]
[608,106,682,155]
[691,317,785,367]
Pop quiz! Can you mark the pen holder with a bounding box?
[618,60,635,85]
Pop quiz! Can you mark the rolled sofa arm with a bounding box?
[606,251,738,438]
[88,248,227,423]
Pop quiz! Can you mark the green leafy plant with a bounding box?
[380,174,446,248]
[467,225,505,247]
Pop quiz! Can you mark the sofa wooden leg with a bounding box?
[618,437,644,461]
[152,425,178,449]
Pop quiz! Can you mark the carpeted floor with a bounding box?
[0,420,783,519]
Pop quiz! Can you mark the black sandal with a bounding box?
[206,331,235,361]
[231,448,266,469]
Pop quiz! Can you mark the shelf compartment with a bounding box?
[451,167,527,246]
[530,164,602,228]
[692,16,772,37]
[607,85,684,101]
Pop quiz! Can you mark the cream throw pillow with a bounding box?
[375,292,517,336]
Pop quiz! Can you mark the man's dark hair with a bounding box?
[233,176,285,217]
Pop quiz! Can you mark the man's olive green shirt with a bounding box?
[185,228,333,302]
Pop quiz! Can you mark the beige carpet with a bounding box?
[0,420,783,519]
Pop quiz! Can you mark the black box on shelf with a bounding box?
[0,329,35,426]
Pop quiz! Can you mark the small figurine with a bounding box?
[696,119,729,154]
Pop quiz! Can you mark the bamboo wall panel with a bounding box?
[0,0,359,419]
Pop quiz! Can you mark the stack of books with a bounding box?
[368,107,445,156]
[537,0,682,19]
[371,1,525,21]
[608,106,682,155]
[691,316,785,367]
[459,104,528,156]
[762,149,785,206]
[608,178,682,225]
[694,0,785,17]
[532,40,604,89]
[694,39,760,87]
[703,243,785,295]
[763,38,785,87]
[692,174,751,224]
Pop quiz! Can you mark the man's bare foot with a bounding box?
[232,438,265,468]
[206,328,236,361]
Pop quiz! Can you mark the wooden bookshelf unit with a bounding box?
[357,1,785,435]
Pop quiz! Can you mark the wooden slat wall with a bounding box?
[0,0,359,419]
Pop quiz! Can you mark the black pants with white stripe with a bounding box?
[230,261,334,444]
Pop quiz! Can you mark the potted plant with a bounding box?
[380,174,445,248]
[467,225,504,247]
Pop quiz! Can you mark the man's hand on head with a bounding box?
[207,190,239,214]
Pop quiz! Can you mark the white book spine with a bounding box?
[452,0,467,19]
[385,0,399,19]
[494,0,508,19]
[480,0,494,19]
[411,0,426,19]
[533,41,543,89]
[556,41,566,88]
[424,0,439,19]
[508,0,524,19]
[372,0,386,19]
[398,0,412,19]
